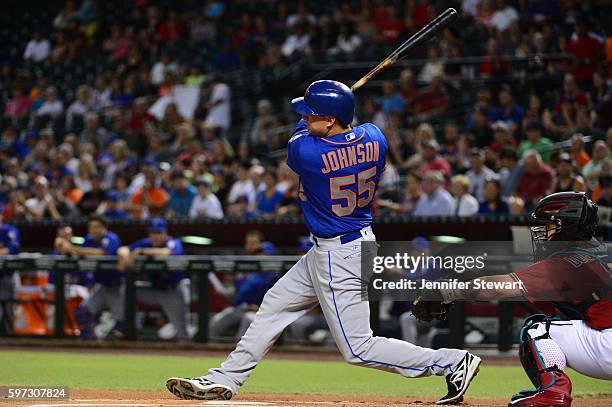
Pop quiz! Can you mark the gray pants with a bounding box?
[82,283,124,322]
[400,311,437,348]
[137,279,191,340]
[205,227,466,394]
[0,274,17,334]
[209,304,256,341]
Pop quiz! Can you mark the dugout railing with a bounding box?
[0,253,532,351]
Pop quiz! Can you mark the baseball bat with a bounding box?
[351,7,459,92]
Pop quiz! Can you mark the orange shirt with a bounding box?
[65,189,83,205]
[130,187,169,218]
[571,151,591,168]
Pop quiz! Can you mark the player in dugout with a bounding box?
[56,215,122,339]
[117,217,190,341]
[0,219,20,334]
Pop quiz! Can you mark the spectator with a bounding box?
[378,81,405,115]
[518,121,553,162]
[255,170,284,216]
[281,23,311,57]
[4,87,31,122]
[130,169,169,218]
[249,99,276,149]
[440,121,463,171]
[36,86,64,118]
[582,140,610,189]
[549,153,577,194]
[413,74,449,121]
[204,74,231,133]
[418,45,444,84]
[515,150,554,209]
[78,174,107,216]
[419,139,451,179]
[80,112,111,148]
[413,171,454,216]
[150,53,178,86]
[596,175,612,207]
[227,162,255,208]
[24,176,61,220]
[100,191,127,219]
[569,134,591,168]
[478,177,509,215]
[23,31,51,63]
[59,215,122,339]
[489,121,517,154]
[490,0,519,33]
[117,217,189,341]
[189,179,224,219]
[567,17,602,85]
[466,149,496,201]
[450,175,479,216]
[489,85,524,135]
[166,171,196,217]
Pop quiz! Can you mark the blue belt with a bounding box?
[313,230,363,246]
[340,230,363,244]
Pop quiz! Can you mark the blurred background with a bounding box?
[0,0,611,350]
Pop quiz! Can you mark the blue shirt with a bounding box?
[103,208,128,219]
[82,232,122,285]
[233,272,277,306]
[256,190,284,214]
[0,224,20,277]
[168,186,197,216]
[128,237,186,289]
[287,120,388,238]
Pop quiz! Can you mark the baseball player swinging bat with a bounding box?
[166,8,477,406]
[351,7,458,92]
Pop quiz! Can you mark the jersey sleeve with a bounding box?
[4,227,20,254]
[511,255,608,302]
[286,119,309,174]
[167,238,183,255]
[128,238,149,251]
[103,233,121,255]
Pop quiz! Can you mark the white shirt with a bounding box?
[227,179,255,205]
[150,61,178,85]
[189,193,224,219]
[281,34,310,57]
[452,194,479,216]
[466,167,496,201]
[37,100,64,117]
[413,187,454,216]
[206,82,231,130]
[491,6,519,32]
[24,39,51,62]
[25,196,51,218]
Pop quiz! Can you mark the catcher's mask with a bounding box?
[530,192,598,259]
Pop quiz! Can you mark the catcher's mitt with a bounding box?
[411,297,452,322]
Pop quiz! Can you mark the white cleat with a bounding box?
[437,352,482,405]
[166,377,234,400]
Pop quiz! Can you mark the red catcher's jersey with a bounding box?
[511,251,612,330]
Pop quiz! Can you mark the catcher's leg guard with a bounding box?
[75,304,96,339]
[509,315,572,407]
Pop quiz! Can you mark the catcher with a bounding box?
[412,192,612,407]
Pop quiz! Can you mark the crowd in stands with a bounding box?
[1,0,612,223]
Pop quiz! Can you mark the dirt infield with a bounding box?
[4,389,611,407]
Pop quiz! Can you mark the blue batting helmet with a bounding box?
[291,80,355,126]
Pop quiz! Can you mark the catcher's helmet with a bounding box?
[530,192,598,243]
[291,80,355,127]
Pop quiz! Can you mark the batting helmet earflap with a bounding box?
[291,80,355,127]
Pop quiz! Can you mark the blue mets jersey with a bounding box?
[128,237,186,288]
[82,232,122,285]
[287,120,387,238]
